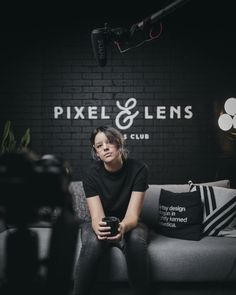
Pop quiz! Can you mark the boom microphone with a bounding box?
[91,0,191,67]
[91,28,107,67]
[91,26,130,67]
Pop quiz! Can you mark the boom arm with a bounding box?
[91,0,191,66]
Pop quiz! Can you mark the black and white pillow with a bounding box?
[189,182,236,236]
[158,189,203,240]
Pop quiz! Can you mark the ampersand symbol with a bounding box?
[115,98,139,130]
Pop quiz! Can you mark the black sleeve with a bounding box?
[132,162,149,192]
[82,169,99,198]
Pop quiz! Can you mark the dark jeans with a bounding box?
[73,221,150,295]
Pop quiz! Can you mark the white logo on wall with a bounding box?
[53,97,193,139]
[218,97,236,131]
[115,98,139,130]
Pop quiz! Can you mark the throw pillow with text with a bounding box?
[158,189,203,240]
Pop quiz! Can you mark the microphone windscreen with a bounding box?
[91,28,107,67]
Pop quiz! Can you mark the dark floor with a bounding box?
[1,282,236,295]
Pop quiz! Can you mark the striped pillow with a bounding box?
[189,182,236,236]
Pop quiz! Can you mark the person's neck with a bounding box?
[104,157,123,172]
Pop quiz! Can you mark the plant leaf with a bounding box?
[0,120,11,154]
[20,128,31,149]
[0,121,31,153]
[8,129,16,152]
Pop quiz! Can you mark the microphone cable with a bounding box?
[114,22,163,53]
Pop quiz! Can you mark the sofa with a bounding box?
[0,179,236,295]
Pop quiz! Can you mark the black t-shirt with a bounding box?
[82,158,149,220]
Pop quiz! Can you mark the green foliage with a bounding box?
[0,120,31,154]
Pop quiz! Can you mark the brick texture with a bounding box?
[0,18,236,187]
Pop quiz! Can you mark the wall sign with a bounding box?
[53,97,193,139]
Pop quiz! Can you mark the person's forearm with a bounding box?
[120,215,139,233]
[87,196,106,235]
[87,196,105,220]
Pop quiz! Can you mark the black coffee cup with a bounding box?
[102,216,120,236]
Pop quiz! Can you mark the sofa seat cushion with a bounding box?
[1,226,236,285]
[148,231,236,282]
[75,230,236,283]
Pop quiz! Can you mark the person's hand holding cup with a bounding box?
[102,216,121,241]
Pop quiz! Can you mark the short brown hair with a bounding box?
[90,126,128,160]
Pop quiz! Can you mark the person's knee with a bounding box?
[80,224,102,251]
[126,225,148,249]
[83,232,102,250]
[129,230,146,246]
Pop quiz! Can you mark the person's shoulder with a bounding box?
[84,160,102,177]
[126,158,148,170]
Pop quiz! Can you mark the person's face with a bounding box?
[93,132,121,163]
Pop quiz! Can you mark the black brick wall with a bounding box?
[0,3,236,187]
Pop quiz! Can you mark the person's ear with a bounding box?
[95,149,101,160]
